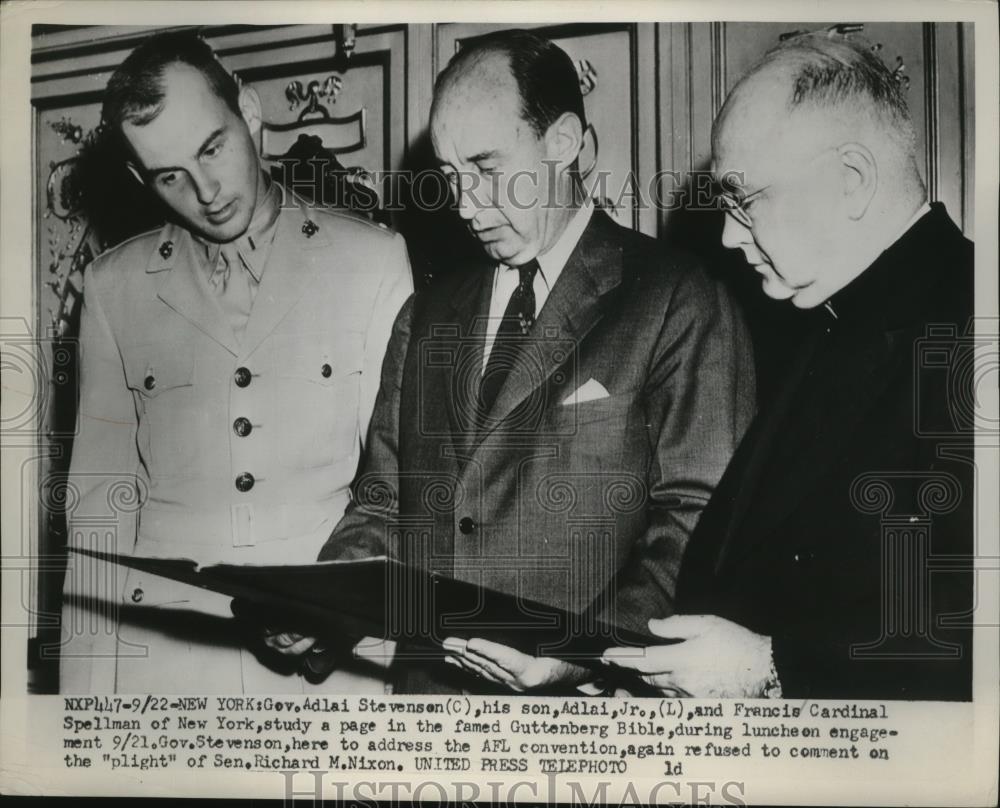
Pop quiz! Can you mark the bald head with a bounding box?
[431,50,520,139]
[713,33,921,182]
[433,29,586,139]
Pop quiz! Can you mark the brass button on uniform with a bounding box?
[321,363,332,378]
[131,588,144,603]
[144,375,155,391]
[235,472,255,492]
[234,367,252,388]
[459,517,476,534]
[233,417,252,437]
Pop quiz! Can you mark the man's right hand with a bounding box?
[230,598,319,657]
[262,628,346,681]
[262,630,319,656]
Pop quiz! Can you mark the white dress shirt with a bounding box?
[482,198,595,370]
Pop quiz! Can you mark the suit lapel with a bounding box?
[153,224,240,356]
[240,203,325,358]
[441,262,493,456]
[477,209,624,440]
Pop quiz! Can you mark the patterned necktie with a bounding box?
[479,259,540,413]
[209,242,255,344]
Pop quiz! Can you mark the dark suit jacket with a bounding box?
[676,203,974,700]
[321,208,756,692]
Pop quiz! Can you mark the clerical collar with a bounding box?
[822,201,932,322]
[196,174,282,282]
[886,201,932,251]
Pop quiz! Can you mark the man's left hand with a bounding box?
[602,614,774,698]
[443,637,587,692]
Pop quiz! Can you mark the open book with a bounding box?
[69,547,670,674]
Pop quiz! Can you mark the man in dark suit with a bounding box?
[267,29,755,693]
[604,33,975,700]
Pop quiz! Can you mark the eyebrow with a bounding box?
[145,126,226,176]
[467,149,500,163]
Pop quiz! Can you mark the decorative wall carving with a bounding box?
[285,75,344,116]
[576,58,598,95]
[778,24,911,91]
[43,119,101,336]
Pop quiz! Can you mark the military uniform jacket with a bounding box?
[320,209,757,693]
[61,197,413,693]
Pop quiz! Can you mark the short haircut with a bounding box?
[715,31,917,155]
[102,30,240,131]
[434,28,587,137]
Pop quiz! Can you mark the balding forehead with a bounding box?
[431,52,521,141]
[718,70,791,140]
[436,49,514,105]
[716,69,839,166]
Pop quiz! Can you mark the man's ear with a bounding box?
[837,142,878,220]
[238,84,263,137]
[544,111,584,171]
[126,161,146,186]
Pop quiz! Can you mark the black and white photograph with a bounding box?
[1,1,997,803]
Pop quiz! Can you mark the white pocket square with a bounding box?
[561,378,610,406]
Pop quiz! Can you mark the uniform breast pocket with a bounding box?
[271,333,364,470]
[125,346,198,476]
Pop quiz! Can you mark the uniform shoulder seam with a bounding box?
[311,206,397,237]
[93,226,164,263]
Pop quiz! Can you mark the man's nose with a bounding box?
[457,192,478,221]
[454,174,484,222]
[190,167,221,206]
[720,212,752,250]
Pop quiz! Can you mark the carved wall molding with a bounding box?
[285,75,344,116]
[923,23,941,204]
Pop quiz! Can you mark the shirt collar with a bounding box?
[197,173,282,283]
[501,197,594,287]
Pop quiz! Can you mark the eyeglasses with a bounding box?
[715,145,839,229]
[717,185,769,229]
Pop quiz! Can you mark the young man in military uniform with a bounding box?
[60,31,413,694]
